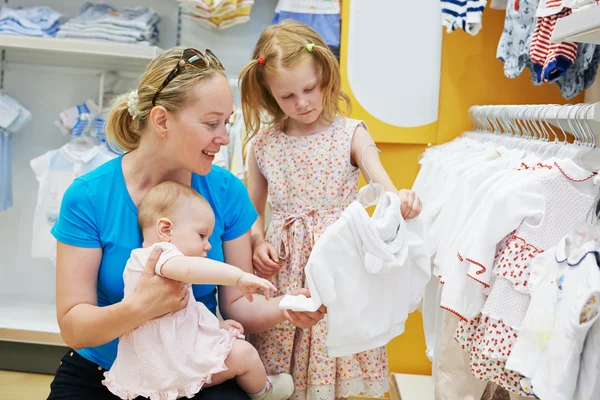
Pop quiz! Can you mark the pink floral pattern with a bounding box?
[249,117,388,399]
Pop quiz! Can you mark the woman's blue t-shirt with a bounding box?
[51,156,257,370]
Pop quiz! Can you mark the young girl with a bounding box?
[239,20,423,400]
[102,181,294,400]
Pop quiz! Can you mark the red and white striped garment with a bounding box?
[529,0,578,83]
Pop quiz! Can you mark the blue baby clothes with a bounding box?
[441,0,487,36]
[497,0,540,79]
[0,6,61,37]
[272,0,341,48]
[57,3,160,46]
[0,94,32,212]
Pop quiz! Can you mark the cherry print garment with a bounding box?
[453,159,598,396]
[249,117,389,400]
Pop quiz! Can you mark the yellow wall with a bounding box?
[341,6,584,376]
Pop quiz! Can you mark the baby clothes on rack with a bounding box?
[555,43,600,99]
[180,0,255,30]
[498,0,600,98]
[57,3,160,46]
[453,159,598,395]
[497,0,540,79]
[30,144,116,264]
[506,237,600,399]
[414,126,600,397]
[0,94,32,212]
[530,0,578,83]
[441,0,487,36]
[0,6,61,37]
[272,0,341,51]
[56,100,121,156]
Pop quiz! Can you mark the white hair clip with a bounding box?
[127,90,140,120]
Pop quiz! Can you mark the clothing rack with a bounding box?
[468,102,600,147]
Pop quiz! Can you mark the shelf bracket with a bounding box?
[0,49,5,92]
[176,5,182,46]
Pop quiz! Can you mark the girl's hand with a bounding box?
[282,288,327,329]
[128,247,189,320]
[252,239,280,278]
[398,189,422,220]
[237,272,278,301]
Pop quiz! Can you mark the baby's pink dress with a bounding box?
[103,242,240,400]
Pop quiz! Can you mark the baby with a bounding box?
[102,181,294,400]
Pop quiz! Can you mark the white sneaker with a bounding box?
[264,374,294,400]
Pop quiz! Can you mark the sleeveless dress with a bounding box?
[249,117,389,400]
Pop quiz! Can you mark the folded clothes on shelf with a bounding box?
[57,3,160,46]
[0,6,62,37]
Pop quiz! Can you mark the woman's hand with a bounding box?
[282,288,327,329]
[127,247,189,320]
[398,189,423,220]
[252,239,280,278]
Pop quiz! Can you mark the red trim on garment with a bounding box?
[554,161,597,182]
[511,234,543,253]
[457,252,464,262]
[466,257,487,275]
[514,0,519,10]
[467,273,490,288]
[536,162,553,170]
[440,306,468,321]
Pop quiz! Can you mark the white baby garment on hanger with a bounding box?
[30,144,116,264]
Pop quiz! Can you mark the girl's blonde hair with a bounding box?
[106,47,226,152]
[239,19,351,144]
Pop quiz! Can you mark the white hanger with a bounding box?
[357,143,385,208]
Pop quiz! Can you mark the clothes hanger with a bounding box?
[67,72,113,152]
[357,143,385,208]
[577,103,600,172]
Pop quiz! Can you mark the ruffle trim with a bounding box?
[102,329,239,400]
[290,376,389,400]
[455,314,519,361]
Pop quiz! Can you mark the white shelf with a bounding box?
[0,35,163,71]
[552,5,600,45]
[0,299,64,346]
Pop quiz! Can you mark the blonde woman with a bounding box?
[48,47,325,400]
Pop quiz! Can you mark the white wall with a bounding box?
[0,0,277,308]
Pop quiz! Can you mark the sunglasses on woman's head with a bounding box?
[152,48,225,106]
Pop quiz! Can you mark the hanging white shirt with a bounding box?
[508,237,600,400]
[279,192,431,357]
[30,144,116,263]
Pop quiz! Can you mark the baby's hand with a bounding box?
[398,189,422,220]
[220,319,245,338]
[237,273,277,302]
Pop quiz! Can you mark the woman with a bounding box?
[47,47,325,399]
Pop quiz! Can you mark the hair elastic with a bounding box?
[257,57,265,65]
[306,43,315,52]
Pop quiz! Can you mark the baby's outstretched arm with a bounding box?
[161,257,277,300]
